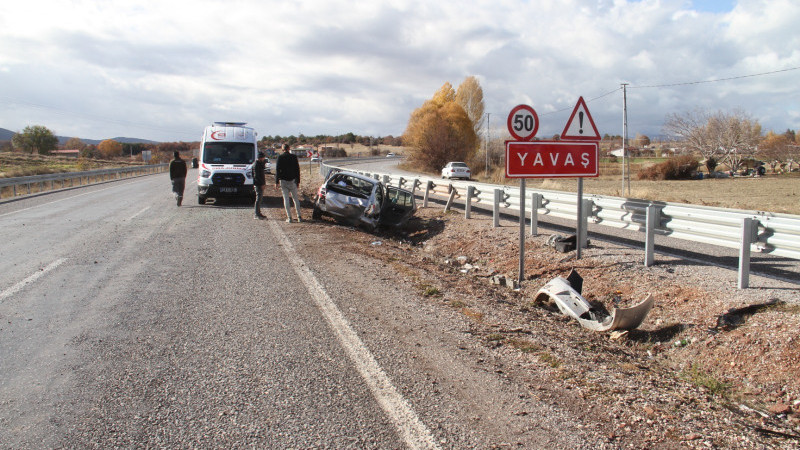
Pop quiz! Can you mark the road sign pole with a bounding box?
[519,179,526,285]
[576,178,583,260]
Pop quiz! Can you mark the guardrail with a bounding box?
[0,164,169,200]
[322,162,800,288]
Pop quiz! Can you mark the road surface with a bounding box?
[0,172,589,447]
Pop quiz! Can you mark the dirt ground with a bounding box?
[299,170,800,448]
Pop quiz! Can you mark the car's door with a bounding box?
[378,186,416,227]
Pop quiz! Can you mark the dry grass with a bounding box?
[471,161,800,215]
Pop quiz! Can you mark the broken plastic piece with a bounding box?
[533,269,654,332]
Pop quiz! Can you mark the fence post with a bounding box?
[645,205,657,267]
[382,175,391,186]
[530,193,541,236]
[465,185,475,219]
[493,189,502,227]
[411,179,420,196]
[738,218,756,289]
[423,181,433,208]
[444,184,456,212]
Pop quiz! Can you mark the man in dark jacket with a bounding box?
[274,144,302,222]
[253,152,267,219]
[169,151,188,206]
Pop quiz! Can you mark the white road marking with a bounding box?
[128,206,150,221]
[0,258,67,304]
[268,219,440,450]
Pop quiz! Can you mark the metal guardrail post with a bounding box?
[579,199,592,249]
[444,184,456,212]
[645,205,657,267]
[530,193,541,236]
[465,185,475,219]
[382,175,391,186]
[412,179,421,196]
[423,181,433,208]
[493,189,502,227]
[738,218,757,289]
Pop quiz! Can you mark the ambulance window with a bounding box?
[203,143,255,164]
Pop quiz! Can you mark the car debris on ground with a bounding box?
[534,269,654,331]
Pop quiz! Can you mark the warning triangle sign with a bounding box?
[560,96,600,141]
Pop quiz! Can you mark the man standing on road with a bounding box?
[169,151,187,207]
[275,144,302,223]
[253,152,267,219]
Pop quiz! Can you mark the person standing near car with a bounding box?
[169,151,187,207]
[253,152,267,219]
[275,144,302,223]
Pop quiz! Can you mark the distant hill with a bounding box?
[0,128,14,141]
[0,127,159,146]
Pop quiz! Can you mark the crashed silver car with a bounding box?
[312,170,416,230]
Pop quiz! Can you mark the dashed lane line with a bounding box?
[0,258,67,304]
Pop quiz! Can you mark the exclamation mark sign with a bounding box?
[578,111,584,134]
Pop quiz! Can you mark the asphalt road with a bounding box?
[350,158,800,285]
[0,172,588,448]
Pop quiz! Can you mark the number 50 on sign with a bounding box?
[506,105,539,141]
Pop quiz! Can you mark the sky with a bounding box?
[0,0,797,143]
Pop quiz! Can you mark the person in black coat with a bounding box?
[274,144,302,222]
[253,152,267,219]
[169,151,188,206]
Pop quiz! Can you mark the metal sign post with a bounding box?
[519,179,526,283]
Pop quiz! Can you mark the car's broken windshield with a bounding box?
[203,142,255,164]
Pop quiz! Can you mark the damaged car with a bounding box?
[312,170,416,231]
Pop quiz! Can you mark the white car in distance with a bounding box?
[441,161,471,180]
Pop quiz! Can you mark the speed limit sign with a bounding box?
[507,105,539,141]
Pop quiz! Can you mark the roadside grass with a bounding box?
[474,164,800,215]
[538,351,562,368]
[0,152,142,178]
[681,363,730,396]
[402,155,800,215]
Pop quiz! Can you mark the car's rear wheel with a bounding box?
[312,205,322,220]
[198,195,207,205]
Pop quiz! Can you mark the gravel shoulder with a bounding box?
[298,169,800,448]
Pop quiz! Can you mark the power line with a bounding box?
[628,66,800,89]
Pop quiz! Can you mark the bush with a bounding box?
[637,155,699,180]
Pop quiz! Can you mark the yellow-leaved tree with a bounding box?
[97,139,123,159]
[404,82,478,173]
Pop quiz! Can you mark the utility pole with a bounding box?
[621,83,630,196]
[485,113,490,175]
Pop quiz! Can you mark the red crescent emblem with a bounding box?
[211,131,226,140]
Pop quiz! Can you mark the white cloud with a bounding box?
[0,0,797,141]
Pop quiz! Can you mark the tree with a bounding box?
[11,125,59,155]
[403,82,477,172]
[97,139,123,159]
[635,133,651,147]
[664,109,761,173]
[455,76,484,138]
[759,131,790,172]
[64,137,86,150]
[664,109,717,172]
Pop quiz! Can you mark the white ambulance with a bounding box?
[197,122,258,204]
